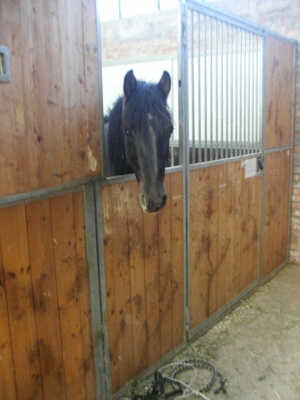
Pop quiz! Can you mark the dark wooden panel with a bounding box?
[265,37,294,148]
[0,0,100,197]
[102,172,184,394]
[0,193,96,400]
[262,151,291,278]
[190,162,261,329]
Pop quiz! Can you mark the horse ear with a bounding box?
[158,71,171,98]
[124,70,137,99]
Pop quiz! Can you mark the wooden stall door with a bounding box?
[0,0,101,198]
[189,161,261,330]
[262,36,294,278]
[0,192,97,400]
[101,172,184,394]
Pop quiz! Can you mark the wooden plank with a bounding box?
[0,205,43,400]
[241,165,251,290]
[143,210,160,367]
[216,164,228,311]
[72,192,96,400]
[265,37,294,148]
[82,0,101,177]
[0,109,15,197]
[207,166,219,316]
[170,172,184,347]
[158,175,173,356]
[233,162,243,297]
[190,168,210,328]
[109,183,133,391]
[262,151,291,278]
[101,185,119,391]
[225,163,235,303]
[26,199,67,400]
[126,181,148,377]
[51,194,87,400]
[0,236,17,400]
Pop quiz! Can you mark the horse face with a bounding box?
[122,70,172,213]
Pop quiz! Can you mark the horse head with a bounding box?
[122,70,173,213]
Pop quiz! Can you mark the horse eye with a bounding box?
[125,130,131,137]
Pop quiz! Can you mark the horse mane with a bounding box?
[106,79,171,176]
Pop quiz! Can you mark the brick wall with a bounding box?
[101,1,300,261]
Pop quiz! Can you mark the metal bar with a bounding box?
[247,30,251,154]
[204,15,208,162]
[239,28,243,156]
[191,11,196,164]
[209,16,213,161]
[189,151,263,171]
[84,183,108,400]
[250,33,255,153]
[178,0,190,341]
[0,176,100,209]
[243,29,247,155]
[198,12,202,162]
[287,41,298,261]
[215,19,219,161]
[225,22,228,158]
[230,24,233,158]
[258,33,267,283]
[94,182,113,398]
[235,26,238,156]
[220,21,224,158]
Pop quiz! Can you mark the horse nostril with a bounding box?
[162,194,167,207]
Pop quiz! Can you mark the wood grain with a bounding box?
[265,37,294,148]
[0,0,101,197]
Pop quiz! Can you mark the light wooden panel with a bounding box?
[101,172,184,393]
[189,162,261,329]
[265,37,294,148]
[0,0,101,198]
[262,150,291,278]
[0,192,96,400]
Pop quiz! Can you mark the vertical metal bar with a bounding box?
[225,22,228,158]
[215,19,219,161]
[287,41,298,261]
[247,30,251,154]
[256,36,260,151]
[250,33,255,153]
[235,26,238,156]
[230,24,233,157]
[178,0,190,340]
[84,183,110,400]
[239,29,243,156]
[191,11,195,164]
[204,15,207,162]
[198,12,202,162]
[209,17,213,161]
[220,21,224,158]
[258,33,267,283]
[243,29,246,155]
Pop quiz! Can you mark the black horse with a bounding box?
[105,70,173,213]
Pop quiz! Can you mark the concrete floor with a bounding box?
[126,262,300,399]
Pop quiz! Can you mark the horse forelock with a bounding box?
[123,80,171,136]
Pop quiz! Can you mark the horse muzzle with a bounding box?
[138,189,167,213]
